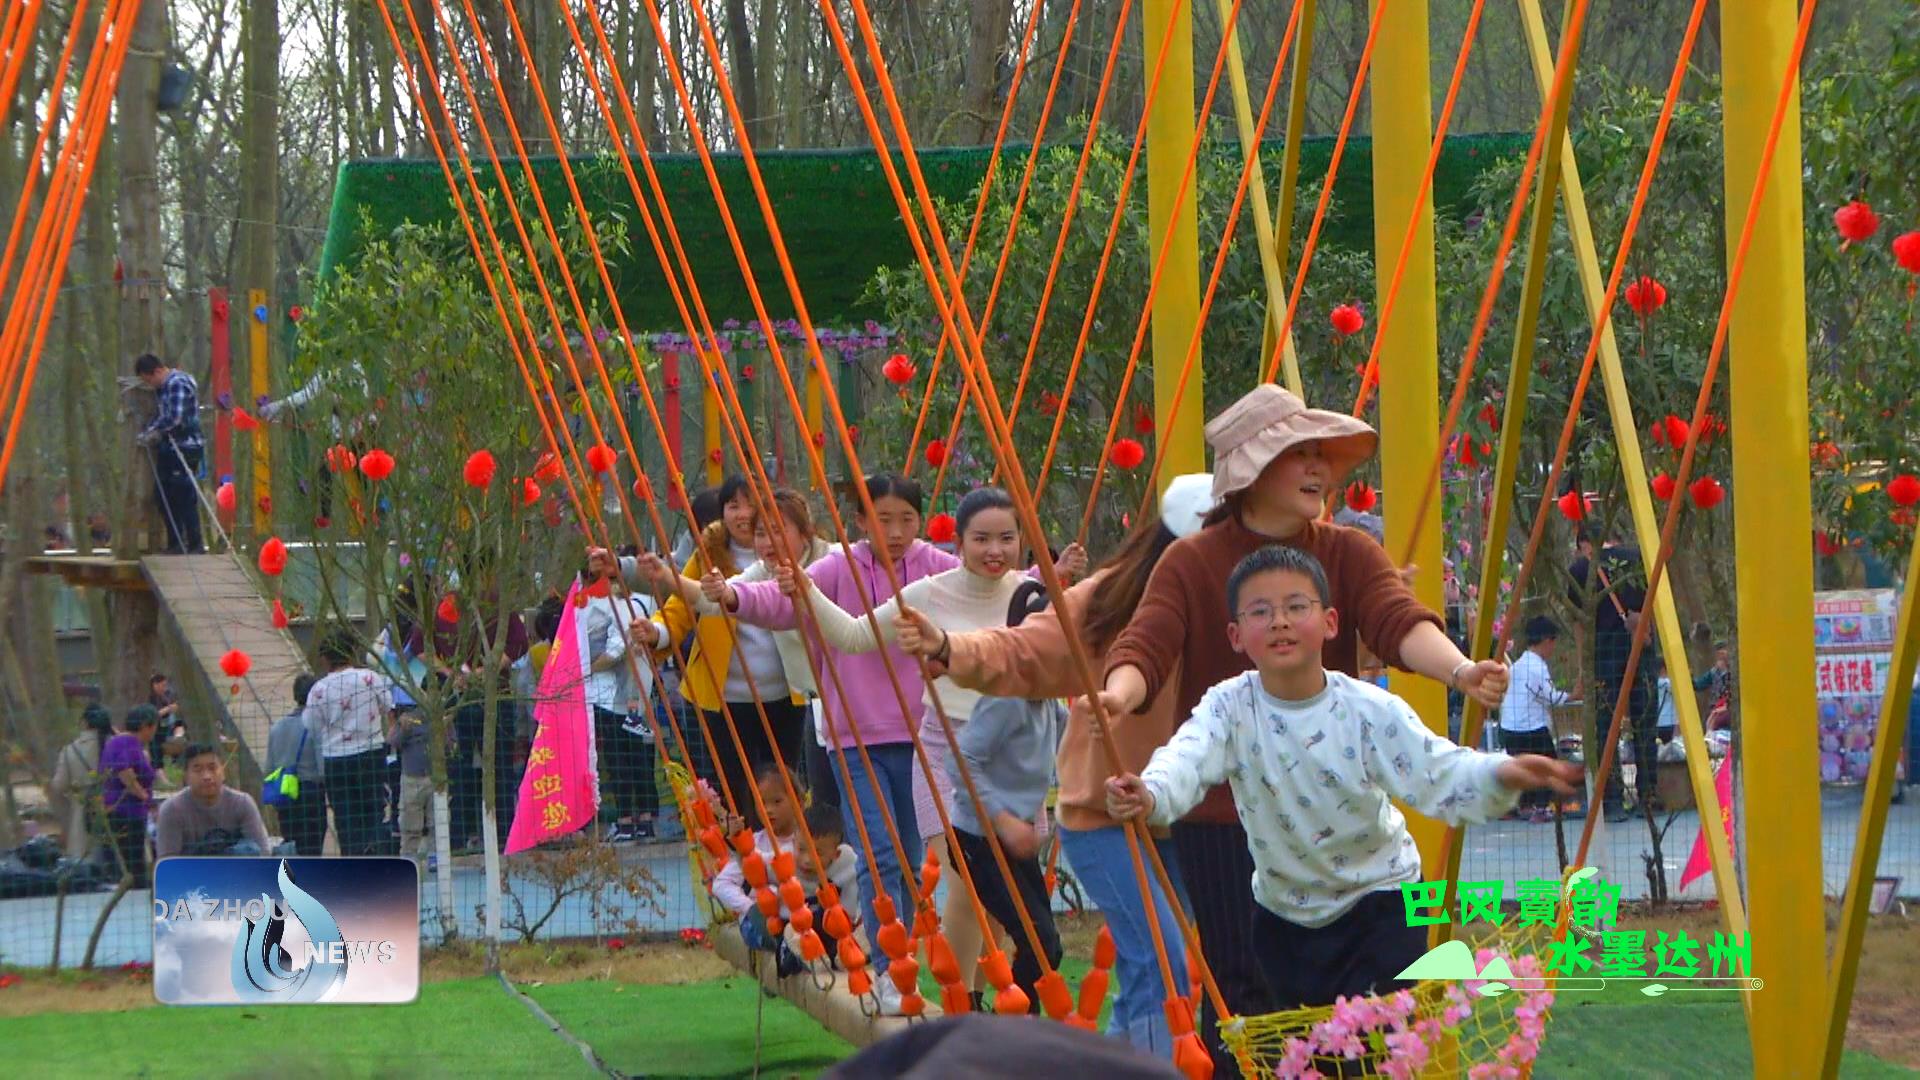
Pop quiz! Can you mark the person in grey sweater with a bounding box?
[266,675,327,855]
[943,580,1066,1014]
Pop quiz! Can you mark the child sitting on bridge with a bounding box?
[713,764,855,978]
[1104,545,1580,1012]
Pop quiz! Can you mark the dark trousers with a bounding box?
[1253,890,1428,1077]
[1173,820,1275,1076]
[153,444,204,554]
[1499,727,1558,809]
[1596,677,1660,804]
[453,700,518,847]
[107,814,149,886]
[704,698,808,829]
[278,782,330,855]
[594,706,659,822]
[324,748,388,855]
[952,828,1061,1012]
[804,732,839,815]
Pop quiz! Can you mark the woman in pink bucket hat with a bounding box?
[1084,383,1511,1074]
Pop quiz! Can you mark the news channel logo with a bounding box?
[152,857,419,1005]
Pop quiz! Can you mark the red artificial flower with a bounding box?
[587,444,617,473]
[708,447,724,465]
[1689,476,1726,509]
[257,537,288,577]
[1894,508,1918,528]
[219,649,252,679]
[233,408,260,432]
[521,478,541,506]
[1329,304,1365,337]
[1111,438,1147,470]
[271,598,289,629]
[1478,402,1500,428]
[1811,441,1841,469]
[463,449,497,489]
[632,474,652,502]
[437,595,459,625]
[811,430,826,449]
[287,305,304,322]
[359,448,396,482]
[1453,435,1480,467]
[325,445,357,474]
[313,516,330,529]
[848,425,860,443]
[1888,473,1920,507]
[1834,200,1880,244]
[1651,472,1677,502]
[215,481,237,514]
[257,495,272,515]
[924,439,948,468]
[1814,531,1842,557]
[543,500,564,528]
[882,353,916,385]
[1663,414,1690,449]
[1702,413,1726,442]
[608,938,627,952]
[1134,404,1155,435]
[0,973,19,989]
[927,513,957,544]
[739,364,756,382]
[1345,482,1377,513]
[1624,276,1667,316]
[533,451,565,484]
[1039,390,1062,416]
[1556,490,1589,521]
[1893,231,1920,274]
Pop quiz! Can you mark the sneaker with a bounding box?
[774,941,807,979]
[874,974,905,1016]
[1528,807,1555,824]
[1603,804,1630,823]
[635,819,657,840]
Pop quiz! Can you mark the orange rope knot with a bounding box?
[798,929,826,962]
[779,878,808,914]
[994,983,1031,1016]
[887,955,920,995]
[876,919,912,962]
[940,982,973,1016]
[1035,970,1073,1021]
[981,949,1015,991]
[772,849,797,882]
[741,851,769,889]
[754,886,780,919]
[926,931,961,985]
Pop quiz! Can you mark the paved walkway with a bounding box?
[5,786,1913,969]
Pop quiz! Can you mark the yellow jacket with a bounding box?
[653,522,806,712]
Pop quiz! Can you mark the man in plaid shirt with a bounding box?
[135,353,206,554]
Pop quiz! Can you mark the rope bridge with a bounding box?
[0,1,1900,1078]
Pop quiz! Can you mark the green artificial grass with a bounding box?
[529,976,852,1079]
[1,977,602,1080]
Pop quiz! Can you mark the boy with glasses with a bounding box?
[1106,545,1577,1012]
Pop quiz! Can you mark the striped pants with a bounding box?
[1173,820,1276,1077]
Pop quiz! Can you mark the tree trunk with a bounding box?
[962,0,1014,144]
[724,0,762,145]
[109,0,168,712]
[753,0,781,146]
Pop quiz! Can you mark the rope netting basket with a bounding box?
[1221,920,1560,1079]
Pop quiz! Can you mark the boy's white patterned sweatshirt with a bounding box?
[1142,670,1519,927]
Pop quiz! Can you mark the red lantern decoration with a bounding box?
[359,448,396,482]
[463,449,497,489]
[437,595,459,625]
[1834,200,1880,244]
[1894,508,1918,528]
[1478,402,1500,429]
[271,598,289,629]
[1663,414,1690,449]
[1453,435,1480,467]
[1624,276,1667,316]
[219,649,252,679]
[924,439,948,468]
[1688,476,1725,509]
[257,537,288,577]
[1133,404,1155,435]
[1651,472,1677,502]
[1329,304,1365,337]
[232,408,260,432]
[1811,441,1841,469]
[927,513,957,544]
[215,482,237,514]
[1892,231,1920,274]
[882,353,916,385]
[587,444,617,473]
[1345,482,1377,513]
[521,478,541,506]
[325,445,357,473]
[1556,490,1589,521]
[287,304,305,322]
[1039,390,1062,416]
[1887,473,1920,507]
[533,451,564,483]
[1111,438,1147,470]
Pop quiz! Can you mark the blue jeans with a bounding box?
[1060,824,1190,1060]
[834,742,921,978]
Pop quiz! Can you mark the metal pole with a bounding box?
[1142,0,1204,494]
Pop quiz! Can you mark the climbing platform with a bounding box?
[711,922,937,1048]
[140,553,306,772]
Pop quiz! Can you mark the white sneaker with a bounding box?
[873,973,905,1016]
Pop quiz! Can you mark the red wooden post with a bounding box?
[209,288,234,532]
[662,350,684,512]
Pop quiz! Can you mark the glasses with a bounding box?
[1236,598,1321,629]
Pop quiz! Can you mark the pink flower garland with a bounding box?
[1273,949,1554,1080]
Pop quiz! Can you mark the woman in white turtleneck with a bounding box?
[774,485,1058,1003]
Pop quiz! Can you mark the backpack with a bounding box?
[262,727,307,807]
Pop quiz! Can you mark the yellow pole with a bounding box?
[1721,2,1822,1074]
[1823,538,1920,1074]
[804,359,824,471]
[1263,0,1316,385]
[249,288,271,537]
[1214,0,1300,396]
[1142,0,1203,496]
[1511,0,1748,950]
[1368,0,1445,867]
